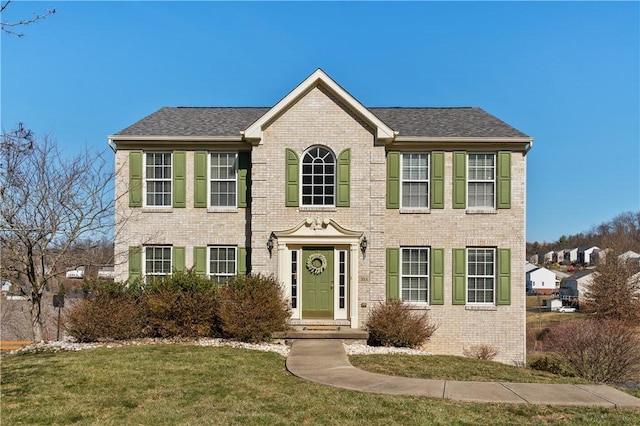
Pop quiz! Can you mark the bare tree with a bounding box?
[1,0,56,37]
[584,246,640,325]
[1,125,114,341]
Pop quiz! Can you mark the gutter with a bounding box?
[108,138,117,153]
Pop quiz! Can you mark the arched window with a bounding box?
[301,146,335,206]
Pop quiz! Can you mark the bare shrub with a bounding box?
[540,319,640,383]
[216,274,290,343]
[463,344,499,361]
[143,272,217,338]
[64,281,144,342]
[365,300,438,348]
[528,354,574,377]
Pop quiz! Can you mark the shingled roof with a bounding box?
[113,106,529,139]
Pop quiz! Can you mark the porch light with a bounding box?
[267,234,275,256]
[360,236,368,253]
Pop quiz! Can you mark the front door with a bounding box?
[302,247,334,318]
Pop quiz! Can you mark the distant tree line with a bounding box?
[527,212,640,259]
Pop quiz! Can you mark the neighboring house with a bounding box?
[578,246,599,265]
[529,254,539,265]
[564,248,579,264]
[560,270,595,301]
[547,298,563,311]
[619,250,640,268]
[543,251,554,264]
[65,266,85,279]
[555,249,565,264]
[526,266,557,295]
[110,69,532,364]
[98,266,115,279]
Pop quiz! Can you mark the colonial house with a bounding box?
[110,69,532,364]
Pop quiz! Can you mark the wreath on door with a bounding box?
[306,253,327,275]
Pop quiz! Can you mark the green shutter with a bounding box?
[238,247,248,276]
[285,149,299,207]
[386,152,400,209]
[194,151,207,208]
[452,248,466,305]
[173,151,186,208]
[453,152,466,209]
[336,149,351,207]
[128,246,142,281]
[497,151,511,209]
[430,248,444,305]
[129,151,143,207]
[386,248,400,301]
[173,246,185,273]
[431,152,445,209]
[193,247,207,276]
[238,152,250,208]
[497,248,511,305]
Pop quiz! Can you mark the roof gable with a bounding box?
[243,69,395,143]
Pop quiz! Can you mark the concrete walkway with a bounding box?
[286,339,640,409]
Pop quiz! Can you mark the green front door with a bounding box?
[302,247,334,318]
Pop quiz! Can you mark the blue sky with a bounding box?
[2,1,638,243]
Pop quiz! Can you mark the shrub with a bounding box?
[539,319,640,383]
[143,271,218,338]
[65,280,145,342]
[463,344,499,361]
[528,354,574,377]
[216,274,290,343]
[365,300,438,348]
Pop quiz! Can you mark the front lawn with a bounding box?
[2,344,639,425]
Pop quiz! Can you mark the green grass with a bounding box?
[350,354,590,384]
[2,344,640,425]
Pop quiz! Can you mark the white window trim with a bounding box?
[143,152,172,209]
[400,153,430,210]
[300,145,337,208]
[142,245,172,278]
[400,247,430,306]
[208,152,238,210]
[466,247,496,305]
[467,152,496,210]
[207,245,237,283]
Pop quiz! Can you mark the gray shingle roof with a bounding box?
[114,106,529,139]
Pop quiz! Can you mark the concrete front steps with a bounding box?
[273,320,368,343]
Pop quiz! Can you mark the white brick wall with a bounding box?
[114,84,527,364]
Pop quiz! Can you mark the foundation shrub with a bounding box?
[216,274,290,343]
[537,319,640,383]
[143,271,218,338]
[365,300,438,349]
[64,279,145,342]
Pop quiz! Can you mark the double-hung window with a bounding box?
[145,153,172,207]
[467,248,495,304]
[401,247,430,303]
[401,153,429,208]
[209,246,236,283]
[468,153,495,208]
[144,246,172,277]
[210,153,237,207]
[301,146,335,206]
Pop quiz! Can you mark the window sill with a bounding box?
[400,208,431,214]
[208,207,238,213]
[406,303,431,310]
[299,206,337,212]
[465,305,497,311]
[466,209,497,215]
[142,207,173,213]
